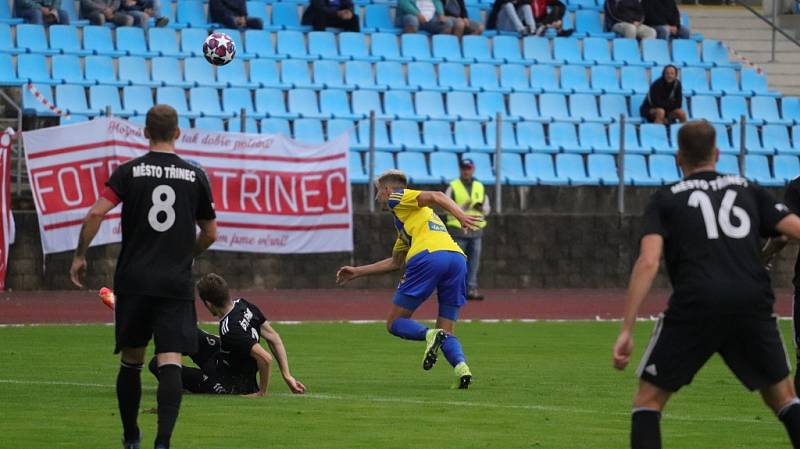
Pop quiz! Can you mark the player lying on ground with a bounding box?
[153,273,306,396]
[612,120,800,449]
[336,170,480,389]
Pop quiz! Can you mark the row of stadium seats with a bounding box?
[348,151,798,186]
[3,24,723,69]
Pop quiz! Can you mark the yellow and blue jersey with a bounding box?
[389,189,464,260]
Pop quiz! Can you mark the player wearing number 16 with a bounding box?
[612,121,800,449]
[69,104,217,449]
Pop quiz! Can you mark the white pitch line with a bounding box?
[0,378,776,425]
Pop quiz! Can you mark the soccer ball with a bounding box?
[203,32,236,66]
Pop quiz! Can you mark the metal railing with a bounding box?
[735,0,800,62]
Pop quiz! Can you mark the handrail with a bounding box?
[734,0,800,62]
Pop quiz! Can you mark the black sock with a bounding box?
[117,361,143,443]
[779,400,800,448]
[631,408,661,449]
[155,364,183,449]
[148,357,160,379]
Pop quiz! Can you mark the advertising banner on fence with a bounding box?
[23,117,352,255]
[0,130,13,290]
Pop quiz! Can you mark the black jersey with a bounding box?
[641,171,790,318]
[218,298,268,394]
[784,177,800,289]
[106,151,216,300]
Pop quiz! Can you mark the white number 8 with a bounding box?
[148,185,176,232]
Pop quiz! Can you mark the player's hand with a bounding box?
[458,214,481,231]
[285,376,306,394]
[612,330,634,370]
[242,391,266,398]
[336,266,360,286]
[70,256,87,288]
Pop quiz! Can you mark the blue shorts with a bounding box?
[392,250,467,321]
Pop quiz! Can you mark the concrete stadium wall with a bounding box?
[8,185,798,290]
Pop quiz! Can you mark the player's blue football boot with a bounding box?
[422,329,447,370]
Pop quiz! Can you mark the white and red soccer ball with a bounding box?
[203,32,236,66]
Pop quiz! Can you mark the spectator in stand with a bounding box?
[301,0,360,32]
[443,0,483,37]
[604,0,656,40]
[640,65,687,124]
[531,0,573,36]
[642,0,690,40]
[121,0,169,29]
[209,0,263,30]
[396,0,454,34]
[15,0,70,25]
[487,0,535,36]
[81,0,138,26]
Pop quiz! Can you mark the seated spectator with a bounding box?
[81,0,137,26]
[640,65,687,124]
[604,0,656,40]
[487,0,535,36]
[443,0,483,37]
[396,0,454,34]
[642,0,690,40]
[121,0,169,29]
[301,0,360,32]
[209,0,263,30]
[15,0,70,25]
[531,0,573,36]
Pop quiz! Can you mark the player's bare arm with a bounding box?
[613,234,664,371]
[193,219,218,258]
[70,198,117,288]
[243,343,274,397]
[336,250,407,286]
[260,321,306,394]
[761,236,789,268]
[416,191,480,230]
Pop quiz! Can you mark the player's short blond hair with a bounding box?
[375,169,408,189]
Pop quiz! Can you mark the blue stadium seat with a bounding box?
[0,53,20,85]
[518,121,556,152]
[180,28,208,58]
[553,37,586,66]
[430,152,460,180]
[0,24,20,54]
[556,153,598,185]
[612,38,649,67]
[462,35,493,63]
[650,154,680,183]
[321,89,361,120]
[461,152,494,183]
[539,93,576,123]
[56,84,96,116]
[690,95,726,124]
[398,152,439,183]
[312,60,345,90]
[414,61,452,92]
[85,55,126,87]
[742,69,780,97]
[783,97,800,125]
[711,67,747,97]
[0,0,21,24]
[470,63,507,93]
[281,59,315,89]
[270,3,309,31]
[583,37,616,66]
[591,66,629,95]
[424,121,459,152]
[308,31,346,61]
[744,124,772,155]
[364,4,399,33]
[717,154,740,175]
[58,0,87,26]
[244,30,278,59]
[639,124,670,153]
[569,93,607,123]
[327,119,355,142]
[530,65,567,94]
[526,153,566,184]
[587,153,618,185]
[575,10,613,37]
[150,57,189,88]
[498,153,532,185]
[385,90,424,121]
[642,39,672,66]
[629,94,646,119]
[372,32,408,62]
[745,154,782,186]
[523,37,556,64]
[432,35,468,63]
[721,96,750,123]
[148,28,185,58]
[500,64,537,93]
[569,0,601,10]
[52,55,92,86]
[157,86,197,118]
[478,91,511,121]
[293,118,325,143]
[446,91,480,121]
[671,40,711,68]
[402,34,437,63]
[455,122,492,152]
[190,87,232,118]
[599,94,635,124]
[561,66,599,94]
[186,57,226,88]
[609,123,648,153]
[49,25,91,56]
[751,96,792,126]
[250,59,283,89]
[712,123,738,154]
[681,67,716,96]
[261,117,291,135]
[122,85,154,116]
[175,1,209,28]
[223,87,259,117]
[549,122,584,153]
[761,124,793,155]
[22,83,55,116]
[276,30,314,60]
[416,91,449,121]
[624,154,661,185]
[508,92,542,121]
[246,0,269,28]
[702,40,737,68]
[340,32,379,62]
[18,54,55,85]
[116,27,158,58]
[668,123,682,151]
[228,116,259,133]
[358,120,395,151]
[89,85,127,116]
[580,122,614,153]
[391,120,428,152]
[485,121,526,152]
[351,90,385,120]
[288,88,325,119]
[775,155,800,181]
[218,59,258,89]
[344,60,382,90]
[16,24,58,55]
[493,35,525,64]
[620,66,650,94]
[376,61,413,91]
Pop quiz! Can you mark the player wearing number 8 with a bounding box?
[69,104,217,449]
[611,121,800,449]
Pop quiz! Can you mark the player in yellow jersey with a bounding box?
[336,170,480,388]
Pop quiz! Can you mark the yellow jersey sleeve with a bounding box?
[388,189,421,221]
[392,236,410,254]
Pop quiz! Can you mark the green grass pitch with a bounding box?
[0,321,795,449]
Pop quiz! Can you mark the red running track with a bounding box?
[0,289,794,324]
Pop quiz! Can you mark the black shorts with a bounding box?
[114,294,198,354]
[638,314,790,392]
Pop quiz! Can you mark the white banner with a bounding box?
[23,117,353,255]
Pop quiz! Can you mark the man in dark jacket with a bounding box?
[443,0,483,37]
[641,64,687,124]
[15,0,70,25]
[605,0,656,40]
[81,0,136,26]
[301,0,359,32]
[642,0,690,40]
[209,0,263,29]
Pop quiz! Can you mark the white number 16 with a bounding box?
[688,190,750,239]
